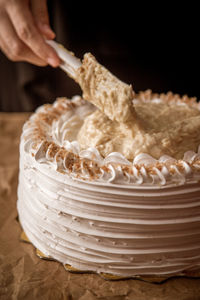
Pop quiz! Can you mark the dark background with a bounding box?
[0,1,199,111]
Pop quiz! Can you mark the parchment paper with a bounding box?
[0,112,200,300]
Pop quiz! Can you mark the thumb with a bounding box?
[31,0,55,39]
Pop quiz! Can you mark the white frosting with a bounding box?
[17,95,200,276]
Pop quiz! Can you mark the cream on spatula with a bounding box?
[47,40,139,125]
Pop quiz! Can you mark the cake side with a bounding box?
[17,142,200,276]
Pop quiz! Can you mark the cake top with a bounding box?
[22,91,200,186]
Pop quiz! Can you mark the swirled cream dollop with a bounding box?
[77,100,200,160]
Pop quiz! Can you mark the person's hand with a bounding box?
[0,0,60,67]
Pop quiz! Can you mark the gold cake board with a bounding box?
[20,231,200,283]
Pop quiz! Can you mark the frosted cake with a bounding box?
[17,53,200,278]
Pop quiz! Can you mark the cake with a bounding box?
[17,90,200,278]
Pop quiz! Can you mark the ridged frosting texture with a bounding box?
[18,147,200,276]
[17,92,200,276]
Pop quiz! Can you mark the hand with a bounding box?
[0,0,60,67]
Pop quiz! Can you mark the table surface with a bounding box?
[0,112,200,300]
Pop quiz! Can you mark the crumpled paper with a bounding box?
[1,112,200,300]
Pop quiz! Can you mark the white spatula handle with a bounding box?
[46,40,82,79]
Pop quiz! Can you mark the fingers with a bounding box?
[31,0,55,40]
[0,10,47,66]
[7,0,60,67]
